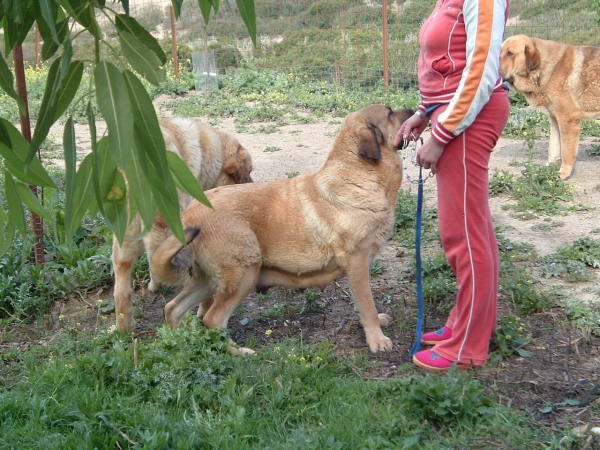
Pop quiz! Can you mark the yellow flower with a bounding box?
[265,329,273,336]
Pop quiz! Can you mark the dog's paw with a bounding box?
[559,165,573,180]
[228,346,256,356]
[367,334,393,353]
[148,278,159,292]
[378,313,392,327]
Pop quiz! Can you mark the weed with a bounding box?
[562,297,600,339]
[490,314,532,361]
[371,259,386,276]
[587,144,600,156]
[489,168,515,195]
[393,187,438,247]
[301,290,324,313]
[400,252,457,301]
[507,145,575,218]
[539,237,600,281]
[287,171,300,178]
[400,370,495,428]
[264,146,282,152]
[531,220,564,232]
[261,304,285,319]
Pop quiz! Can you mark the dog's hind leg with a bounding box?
[112,237,144,332]
[202,263,261,356]
[164,274,214,328]
[548,115,562,163]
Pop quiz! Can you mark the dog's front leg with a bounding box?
[557,116,581,179]
[112,238,144,332]
[345,260,393,353]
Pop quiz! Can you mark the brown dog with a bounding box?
[150,104,412,354]
[500,34,600,179]
[112,117,253,332]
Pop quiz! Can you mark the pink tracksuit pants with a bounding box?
[429,88,510,365]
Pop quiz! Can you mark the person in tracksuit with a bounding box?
[394,0,510,370]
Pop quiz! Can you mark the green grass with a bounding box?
[0,316,561,449]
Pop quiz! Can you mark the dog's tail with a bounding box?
[150,228,200,285]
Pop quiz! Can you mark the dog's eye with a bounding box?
[506,51,514,57]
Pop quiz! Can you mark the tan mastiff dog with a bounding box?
[150,104,413,354]
[500,34,600,179]
[112,118,253,332]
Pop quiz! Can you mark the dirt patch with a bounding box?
[38,110,600,435]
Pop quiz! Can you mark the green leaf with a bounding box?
[63,117,77,237]
[3,5,36,54]
[27,57,63,165]
[15,181,52,221]
[117,29,166,86]
[0,119,56,188]
[122,70,171,183]
[60,0,102,39]
[0,51,26,116]
[198,0,218,24]
[167,151,212,209]
[56,60,83,118]
[151,180,186,244]
[28,56,82,165]
[35,2,70,60]
[236,0,256,46]
[4,169,27,238]
[66,153,97,240]
[516,348,533,358]
[0,205,16,258]
[39,0,61,44]
[171,0,183,18]
[115,14,166,65]
[93,137,118,214]
[94,61,133,169]
[125,140,155,234]
[102,170,129,245]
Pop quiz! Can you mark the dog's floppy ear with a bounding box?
[358,122,384,160]
[524,42,540,73]
[225,147,253,183]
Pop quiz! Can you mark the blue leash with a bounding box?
[402,137,430,357]
[409,166,425,357]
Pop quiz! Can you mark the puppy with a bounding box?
[150,104,413,354]
[112,118,253,332]
[500,34,600,179]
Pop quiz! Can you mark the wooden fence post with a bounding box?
[170,6,179,80]
[382,0,389,90]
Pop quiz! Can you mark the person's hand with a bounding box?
[393,114,429,147]
[416,138,445,174]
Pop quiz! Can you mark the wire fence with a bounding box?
[13,0,600,92]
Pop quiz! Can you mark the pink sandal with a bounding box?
[412,349,473,371]
[421,326,452,345]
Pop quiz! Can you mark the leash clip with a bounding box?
[401,135,434,184]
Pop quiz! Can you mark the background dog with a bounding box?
[112,117,253,332]
[500,34,600,179]
[150,104,413,354]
